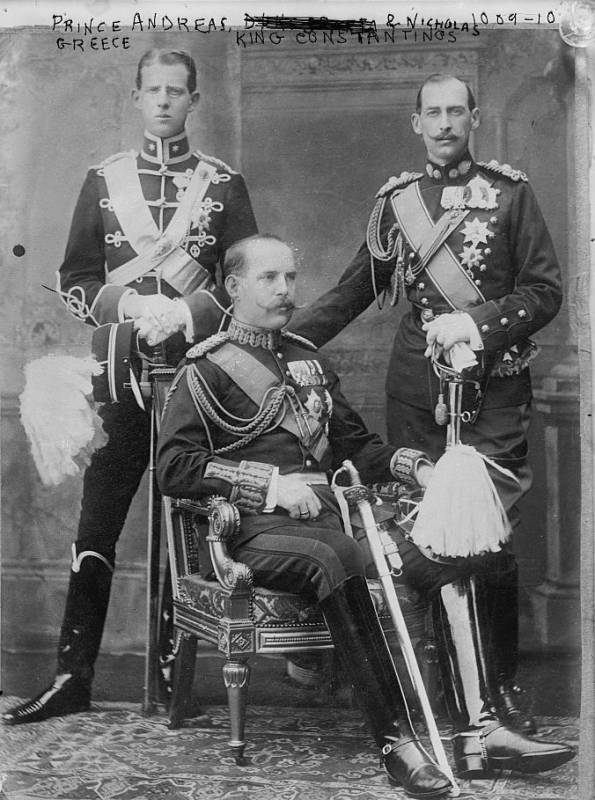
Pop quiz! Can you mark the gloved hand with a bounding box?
[422,311,481,360]
[121,294,188,346]
[120,292,177,321]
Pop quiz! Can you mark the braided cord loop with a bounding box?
[186,364,288,455]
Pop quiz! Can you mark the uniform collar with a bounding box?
[425,151,475,184]
[227,318,282,350]
[141,130,191,165]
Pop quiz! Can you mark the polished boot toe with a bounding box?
[383,737,451,798]
[2,675,91,726]
[497,682,537,735]
[454,723,575,777]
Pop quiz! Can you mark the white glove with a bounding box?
[120,293,177,321]
[121,294,188,346]
[422,312,482,359]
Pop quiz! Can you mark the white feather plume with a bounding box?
[20,355,107,486]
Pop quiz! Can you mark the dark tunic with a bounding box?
[58,131,257,561]
[156,329,398,599]
[58,130,257,364]
[290,154,562,514]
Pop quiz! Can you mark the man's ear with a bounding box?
[411,112,422,136]
[187,91,200,115]
[224,273,240,301]
[471,107,480,131]
[131,87,141,110]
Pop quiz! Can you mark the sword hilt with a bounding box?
[341,459,362,486]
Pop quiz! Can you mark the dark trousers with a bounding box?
[386,395,530,683]
[233,492,508,604]
[232,499,367,602]
[76,397,150,564]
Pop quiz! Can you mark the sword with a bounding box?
[337,459,460,796]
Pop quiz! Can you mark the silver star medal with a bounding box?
[459,244,484,272]
[461,217,490,246]
[459,216,490,276]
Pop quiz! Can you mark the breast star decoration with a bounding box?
[459,217,493,278]
[461,217,490,246]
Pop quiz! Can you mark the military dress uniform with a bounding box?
[155,316,574,787]
[290,151,562,730]
[56,131,256,563]
[157,317,402,598]
[1,131,258,726]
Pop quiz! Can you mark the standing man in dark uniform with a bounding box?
[3,48,257,725]
[156,234,573,792]
[290,73,563,733]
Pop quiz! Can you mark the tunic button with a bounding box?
[421,297,429,305]
[490,216,498,225]
[500,317,509,326]
[484,248,491,256]
[481,324,489,333]
[475,279,482,286]
[276,353,284,359]
[518,309,527,318]
[305,459,313,468]
[285,370,291,377]
[417,282,425,291]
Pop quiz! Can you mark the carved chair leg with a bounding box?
[223,658,251,765]
[168,633,198,729]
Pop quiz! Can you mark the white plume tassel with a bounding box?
[20,355,107,486]
[410,443,512,558]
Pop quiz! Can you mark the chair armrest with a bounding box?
[204,497,254,592]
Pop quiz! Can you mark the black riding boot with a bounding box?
[320,575,451,798]
[3,548,113,725]
[479,557,537,734]
[432,575,574,777]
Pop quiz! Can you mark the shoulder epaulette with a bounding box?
[186,331,230,360]
[92,150,135,171]
[376,171,423,198]
[194,150,237,174]
[477,160,528,183]
[282,331,317,351]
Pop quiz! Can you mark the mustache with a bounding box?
[436,135,457,141]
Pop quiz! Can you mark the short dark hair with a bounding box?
[415,74,477,112]
[223,234,292,280]
[135,49,197,93]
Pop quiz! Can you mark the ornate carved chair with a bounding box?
[161,492,436,765]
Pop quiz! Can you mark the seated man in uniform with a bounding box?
[156,234,574,797]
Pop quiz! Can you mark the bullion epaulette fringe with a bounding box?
[194,150,237,174]
[375,171,423,198]
[282,331,317,351]
[186,331,231,360]
[477,160,528,183]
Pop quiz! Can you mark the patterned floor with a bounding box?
[0,698,578,800]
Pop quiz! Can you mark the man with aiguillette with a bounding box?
[290,73,563,738]
[3,48,257,726]
[156,233,573,797]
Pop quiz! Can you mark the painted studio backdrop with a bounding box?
[0,26,580,689]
